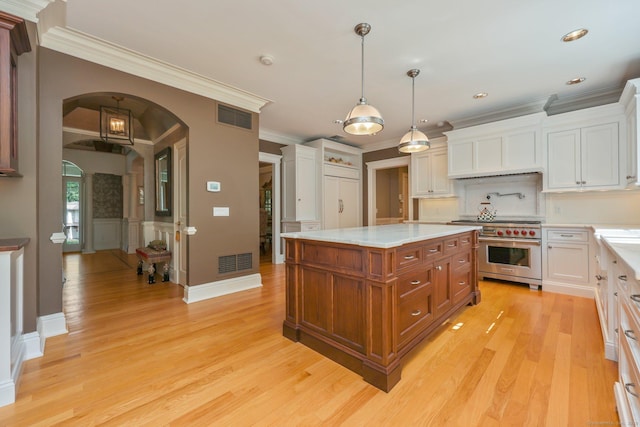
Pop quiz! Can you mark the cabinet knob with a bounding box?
[627,175,637,180]
[548,245,553,249]
[581,181,586,185]
[624,329,638,342]
[625,383,639,398]
[436,265,442,271]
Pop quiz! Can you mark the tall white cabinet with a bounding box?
[280,144,320,232]
[305,139,362,230]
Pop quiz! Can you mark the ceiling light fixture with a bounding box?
[473,92,488,99]
[566,77,586,85]
[398,69,429,153]
[100,96,133,145]
[343,23,384,136]
[562,28,588,42]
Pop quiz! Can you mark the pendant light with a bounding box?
[343,23,384,136]
[398,69,429,153]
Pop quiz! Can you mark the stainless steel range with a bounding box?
[450,220,542,290]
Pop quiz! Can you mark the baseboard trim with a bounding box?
[183,273,262,304]
[22,332,43,360]
[37,312,68,353]
[542,281,596,298]
[0,379,16,407]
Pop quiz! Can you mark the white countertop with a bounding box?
[281,223,482,249]
[596,229,640,281]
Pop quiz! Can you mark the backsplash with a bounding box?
[456,173,544,220]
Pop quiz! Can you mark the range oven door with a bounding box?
[479,237,542,285]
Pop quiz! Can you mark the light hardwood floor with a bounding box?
[0,250,619,426]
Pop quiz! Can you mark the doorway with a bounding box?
[62,161,83,252]
[259,152,283,264]
[366,157,412,226]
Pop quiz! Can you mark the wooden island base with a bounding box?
[282,226,480,392]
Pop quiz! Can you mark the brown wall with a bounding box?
[259,139,286,155]
[34,48,260,327]
[362,148,410,225]
[0,22,38,332]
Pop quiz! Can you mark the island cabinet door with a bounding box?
[452,251,472,304]
[300,267,366,353]
[396,268,435,349]
[434,256,453,317]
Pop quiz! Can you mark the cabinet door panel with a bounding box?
[339,178,360,228]
[581,123,619,188]
[323,175,340,230]
[476,137,502,172]
[430,150,450,194]
[434,257,452,316]
[297,154,317,219]
[504,130,538,169]
[546,243,590,284]
[547,129,580,189]
[448,141,474,176]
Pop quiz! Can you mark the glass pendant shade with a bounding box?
[398,69,429,153]
[343,23,384,136]
[343,98,384,135]
[398,127,429,153]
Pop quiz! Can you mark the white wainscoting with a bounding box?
[93,219,122,251]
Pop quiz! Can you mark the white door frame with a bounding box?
[366,157,412,226]
[174,139,187,284]
[259,152,283,264]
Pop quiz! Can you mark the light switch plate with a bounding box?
[213,207,229,216]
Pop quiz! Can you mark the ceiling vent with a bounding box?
[218,105,252,130]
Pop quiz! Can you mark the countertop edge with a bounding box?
[0,237,30,252]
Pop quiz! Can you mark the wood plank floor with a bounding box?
[0,250,619,426]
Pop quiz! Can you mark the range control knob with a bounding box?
[521,230,528,236]
[513,230,520,235]
[497,230,504,236]
[505,230,512,235]
[529,230,536,237]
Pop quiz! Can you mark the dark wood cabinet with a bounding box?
[283,229,480,391]
[0,12,30,177]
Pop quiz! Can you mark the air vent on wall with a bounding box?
[218,253,253,274]
[218,104,252,130]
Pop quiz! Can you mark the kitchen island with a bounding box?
[281,223,481,391]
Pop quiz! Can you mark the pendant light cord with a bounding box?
[411,75,416,129]
[360,34,365,101]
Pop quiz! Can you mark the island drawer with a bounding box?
[451,251,471,270]
[397,268,432,298]
[423,240,443,260]
[398,285,434,347]
[396,244,424,271]
[452,265,472,304]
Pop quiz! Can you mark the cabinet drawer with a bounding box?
[301,222,321,231]
[619,326,640,423]
[452,266,472,304]
[547,229,589,242]
[396,244,424,270]
[397,268,432,299]
[398,285,434,347]
[443,237,460,254]
[423,240,443,260]
[452,251,471,270]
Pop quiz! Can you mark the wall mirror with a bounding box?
[155,147,172,216]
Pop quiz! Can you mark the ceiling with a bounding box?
[43,0,640,151]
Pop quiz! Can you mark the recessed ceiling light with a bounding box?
[473,92,488,99]
[566,77,586,85]
[562,28,588,42]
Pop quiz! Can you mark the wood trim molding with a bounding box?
[0,0,53,23]
[39,26,272,113]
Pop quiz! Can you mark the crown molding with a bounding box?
[450,98,548,130]
[259,128,303,145]
[39,26,272,113]
[0,0,53,22]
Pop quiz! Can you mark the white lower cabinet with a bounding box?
[615,260,640,424]
[324,176,360,230]
[543,228,593,296]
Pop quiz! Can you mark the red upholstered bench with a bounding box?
[136,246,171,284]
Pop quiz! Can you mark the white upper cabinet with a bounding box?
[411,143,454,197]
[543,103,625,192]
[620,78,640,187]
[446,113,545,178]
[281,144,319,222]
